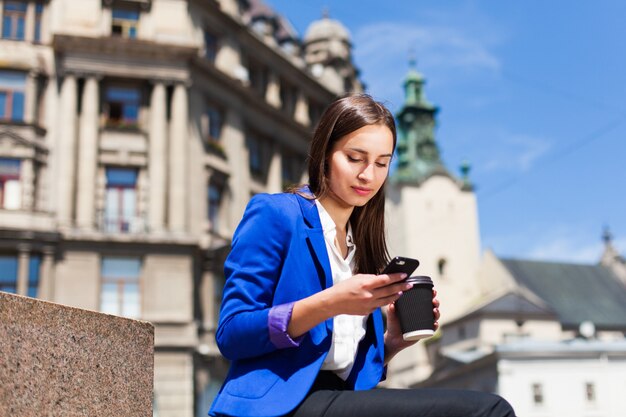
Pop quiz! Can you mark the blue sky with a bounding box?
[265,0,626,264]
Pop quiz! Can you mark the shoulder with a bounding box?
[246,192,302,216]
[238,192,305,232]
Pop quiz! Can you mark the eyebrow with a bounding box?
[347,147,393,158]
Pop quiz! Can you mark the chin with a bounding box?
[350,194,376,207]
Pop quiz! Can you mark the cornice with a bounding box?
[52,34,198,61]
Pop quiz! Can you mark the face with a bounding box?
[325,123,394,209]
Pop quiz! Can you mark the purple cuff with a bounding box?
[268,302,304,349]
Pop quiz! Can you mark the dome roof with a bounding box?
[304,13,351,43]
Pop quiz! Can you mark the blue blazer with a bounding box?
[209,191,386,417]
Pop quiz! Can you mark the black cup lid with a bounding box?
[406,275,433,285]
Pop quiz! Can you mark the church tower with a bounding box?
[387,59,481,320]
[384,61,482,386]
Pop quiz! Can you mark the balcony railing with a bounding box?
[97,210,147,234]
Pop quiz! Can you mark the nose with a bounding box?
[358,163,375,182]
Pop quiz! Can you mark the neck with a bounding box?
[318,194,353,232]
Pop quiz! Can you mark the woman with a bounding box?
[209,94,516,417]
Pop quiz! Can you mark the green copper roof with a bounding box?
[392,60,461,186]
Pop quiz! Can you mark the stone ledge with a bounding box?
[0,291,154,416]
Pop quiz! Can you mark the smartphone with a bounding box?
[381,256,420,277]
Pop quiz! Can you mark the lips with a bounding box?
[352,186,372,196]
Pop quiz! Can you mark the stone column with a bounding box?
[136,169,148,233]
[24,72,37,125]
[168,83,188,233]
[20,158,35,211]
[38,247,55,301]
[200,269,215,329]
[57,74,78,227]
[224,109,248,223]
[16,245,30,296]
[24,1,35,42]
[265,71,281,108]
[76,76,100,230]
[267,146,282,194]
[294,91,310,126]
[148,82,166,233]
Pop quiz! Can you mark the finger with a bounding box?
[374,281,412,299]
[377,292,403,307]
[376,272,408,284]
[366,273,407,291]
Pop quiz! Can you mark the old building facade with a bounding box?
[0,0,361,415]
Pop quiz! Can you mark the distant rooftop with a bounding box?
[497,337,626,353]
[501,258,626,330]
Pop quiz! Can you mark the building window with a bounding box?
[246,135,264,177]
[27,255,41,297]
[111,8,139,39]
[249,61,268,98]
[105,86,140,128]
[104,167,138,233]
[279,81,296,116]
[0,255,18,293]
[203,30,218,62]
[0,158,21,209]
[532,383,544,406]
[203,104,222,142]
[0,70,26,122]
[207,181,223,232]
[2,1,27,40]
[0,253,39,296]
[34,2,43,43]
[585,382,596,403]
[282,152,302,190]
[100,257,141,318]
[308,102,324,127]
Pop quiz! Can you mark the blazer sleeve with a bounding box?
[215,194,294,361]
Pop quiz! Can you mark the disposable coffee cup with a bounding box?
[394,276,435,341]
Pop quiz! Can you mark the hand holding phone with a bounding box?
[381,256,420,277]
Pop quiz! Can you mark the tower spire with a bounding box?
[392,56,448,184]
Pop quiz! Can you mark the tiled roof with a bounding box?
[479,292,554,317]
[501,259,626,330]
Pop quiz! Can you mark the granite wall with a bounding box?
[0,291,154,416]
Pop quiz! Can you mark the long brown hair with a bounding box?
[300,93,397,274]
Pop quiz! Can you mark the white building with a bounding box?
[418,251,626,417]
[497,340,626,417]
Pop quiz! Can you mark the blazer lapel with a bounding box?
[297,193,333,291]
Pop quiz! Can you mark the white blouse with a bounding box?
[316,200,368,380]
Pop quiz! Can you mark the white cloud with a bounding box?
[481,133,552,173]
[524,235,626,264]
[525,238,603,264]
[353,22,501,75]
[484,224,626,264]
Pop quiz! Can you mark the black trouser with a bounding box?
[286,371,517,417]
